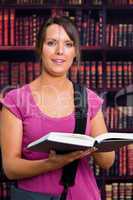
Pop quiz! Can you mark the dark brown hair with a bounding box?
[36,16,81,67]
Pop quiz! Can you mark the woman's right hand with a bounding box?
[47,148,96,171]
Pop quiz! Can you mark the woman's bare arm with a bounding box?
[90,110,115,169]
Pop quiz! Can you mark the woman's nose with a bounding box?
[56,43,64,55]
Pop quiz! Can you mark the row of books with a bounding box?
[0,0,83,5]
[70,61,133,89]
[106,61,132,89]
[69,61,103,89]
[106,24,133,47]
[0,0,103,6]
[105,183,133,200]
[76,10,103,46]
[0,9,42,46]
[0,8,104,47]
[0,0,133,6]
[0,61,132,92]
[107,145,133,176]
[1,8,133,48]
[0,62,41,92]
[89,145,133,176]
[105,107,133,130]
[1,9,133,48]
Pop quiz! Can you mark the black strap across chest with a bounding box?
[60,83,88,200]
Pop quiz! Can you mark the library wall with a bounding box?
[0,0,133,199]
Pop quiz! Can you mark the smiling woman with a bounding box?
[41,24,76,77]
[0,16,115,200]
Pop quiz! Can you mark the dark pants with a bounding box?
[11,186,60,200]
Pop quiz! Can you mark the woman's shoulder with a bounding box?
[6,84,28,96]
[86,87,103,102]
[0,84,29,120]
[86,87,104,119]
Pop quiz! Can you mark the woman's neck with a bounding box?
[39,71,71,92]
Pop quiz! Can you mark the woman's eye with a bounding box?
[66,43,73,47]
[47,41,56,46]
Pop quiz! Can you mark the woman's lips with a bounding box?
[52,59,65,64]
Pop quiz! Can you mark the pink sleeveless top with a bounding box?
[1,84,103,200]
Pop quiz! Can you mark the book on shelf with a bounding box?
[27,132,133,153]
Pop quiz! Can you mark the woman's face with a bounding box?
[41,24,76,77]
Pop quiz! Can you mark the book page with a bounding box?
[48,132,95,147]
[96,132,133,143]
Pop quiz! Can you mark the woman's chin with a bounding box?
[48,70,67,77]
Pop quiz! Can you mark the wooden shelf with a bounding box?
[106,6,133,11]
[81,46,103,51]
[102,176,133,182]
[109,129,133,133]
[105,47,133,51]
[0,46,34,51]
[0,4,102,10]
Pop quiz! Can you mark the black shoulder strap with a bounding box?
[73,83,88,134]
[60,83,88,200]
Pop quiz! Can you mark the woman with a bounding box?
[0,16,115,200]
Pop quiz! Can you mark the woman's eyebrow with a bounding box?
[65,40,73,43]
[46,37,73,42]
[46,38,57,41]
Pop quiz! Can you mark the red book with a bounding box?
[97,61,103,89]
[10,9,15,46]
[123,62,128,86]
[15,17,19,46]
[27,62,34,83]
[78,62,84,85]
[127,61,132,85]
[117,61,123,88]
[112,61,117,88]
[10,62,19,86]
[106,24,110,46]
[32,14,37,47]
[106,62,111,89]
[113,24,118,47]
[0,9,2,46]
[91,61,96,89]
[119,147,123,176]
[85,61,91,88]
[127,144,133,176]
[24,16,29,46]
[98,12,103,46]
[110,25,114,47]
[4,9,9,46]
[95,22,99,46]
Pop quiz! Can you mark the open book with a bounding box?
[27,132,133,153]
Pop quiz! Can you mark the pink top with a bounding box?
[0,84,103,200]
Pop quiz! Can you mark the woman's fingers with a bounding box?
[48,148,97,170]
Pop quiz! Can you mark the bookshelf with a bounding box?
[0,0,133,199]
